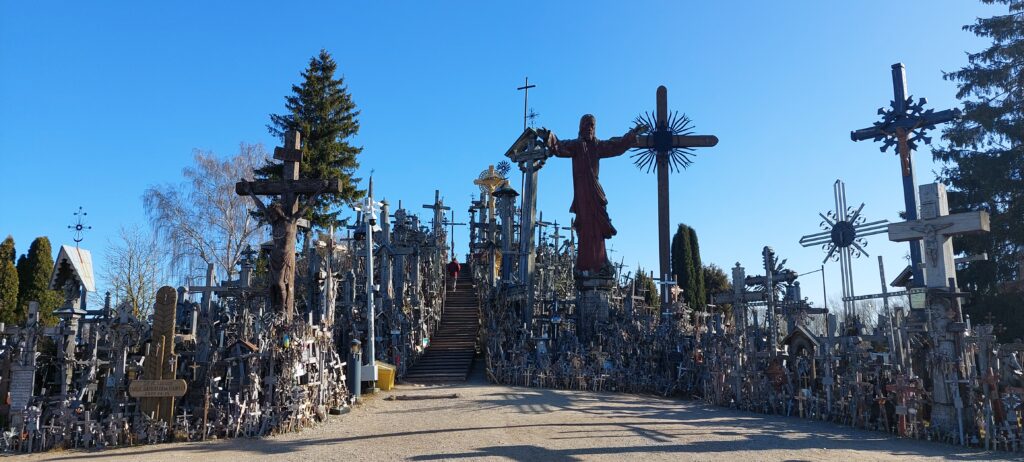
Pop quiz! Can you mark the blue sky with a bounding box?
[0,1,1003,308]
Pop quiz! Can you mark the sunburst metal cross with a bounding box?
[629,86,719,309]
[799,180,888,320]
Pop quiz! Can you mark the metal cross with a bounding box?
[799,179,888,320]
[68,206,92,247]
[851,63,961,287]
[517,77,536,131]
[630,86,718,309]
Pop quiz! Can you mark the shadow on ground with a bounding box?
[36,362,1012,461]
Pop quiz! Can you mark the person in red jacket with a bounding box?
[446,257,461,291]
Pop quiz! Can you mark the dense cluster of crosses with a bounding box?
[0,131,457,452]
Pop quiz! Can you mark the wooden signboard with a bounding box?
[129,379,188,398]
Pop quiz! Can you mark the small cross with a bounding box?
[68,206,92,246]
[517,77,537,131]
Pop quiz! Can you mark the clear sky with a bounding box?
[0,1,1004,309]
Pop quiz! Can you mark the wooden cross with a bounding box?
[852,64,961,286]
[443,209,466,258]
[422,189,450,238]
[888,183,989,289]
[632,86,718,306]
[517,77,536,131]
[236,130,341,321]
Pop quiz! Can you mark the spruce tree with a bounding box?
[260,49,364,228]
[934,0,1023,292]
[933,0,1024,340]
[0,236,17,324]
[16,237,60,326]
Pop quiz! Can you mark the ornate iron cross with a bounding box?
[68,206,92,247]
[851,63,960,287]
[799,180,888,320]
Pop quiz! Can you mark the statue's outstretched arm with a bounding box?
[244,181,270,214]
[597,126,642,159]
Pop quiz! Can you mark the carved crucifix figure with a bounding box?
[236,130,340,322]
[887,182,989,289]
[542,115,643,274]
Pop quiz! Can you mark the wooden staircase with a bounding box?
[404,270,479,382]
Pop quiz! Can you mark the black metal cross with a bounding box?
[517,77,536,131]
[630,86,719,307]
[68,206,92,247]
[851,63,960,286]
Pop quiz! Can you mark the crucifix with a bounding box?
[517,77,536,131]
[851,63,961,287]
[888,182,989,290]
[630,86,718,307]
[887,181,989,435]
[236,130,341,322]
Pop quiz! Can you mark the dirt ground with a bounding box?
[16,370,1017,462]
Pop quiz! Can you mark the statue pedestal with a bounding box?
[576,273,614,343]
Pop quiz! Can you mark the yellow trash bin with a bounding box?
[376,361,396,391]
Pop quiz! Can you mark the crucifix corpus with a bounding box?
[236,130,341,322]
[631,86,718,306]
[851,63,961,286]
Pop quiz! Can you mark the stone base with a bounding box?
[576,275,614,343]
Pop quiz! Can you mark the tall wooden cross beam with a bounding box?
[630,86,718,307]
[851,63,961,287]
[236,130,341,322]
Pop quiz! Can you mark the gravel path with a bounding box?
[19,371,1015,462]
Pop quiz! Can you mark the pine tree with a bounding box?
[259,49,364,228]
[16,237,60,326]
[934,0,1023,292]
[933,0,1024,340]
[0,236,17,324]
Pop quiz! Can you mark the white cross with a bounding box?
[888,183,989,289]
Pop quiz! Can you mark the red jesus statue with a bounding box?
[543,114,643,274]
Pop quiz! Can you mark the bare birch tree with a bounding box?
[143,142,267,281]
[102,225,163,318]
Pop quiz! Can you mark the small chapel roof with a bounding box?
[49,245,96,293]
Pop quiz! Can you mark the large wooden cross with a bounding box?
[632,86,718,306]
[852,63,960,286]
[236,130,341,322]
[888,183,989,289]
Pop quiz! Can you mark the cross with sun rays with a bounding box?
[798,179,889,319]
[629,86,718,308]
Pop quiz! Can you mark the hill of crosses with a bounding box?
[1,65,1022,458]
